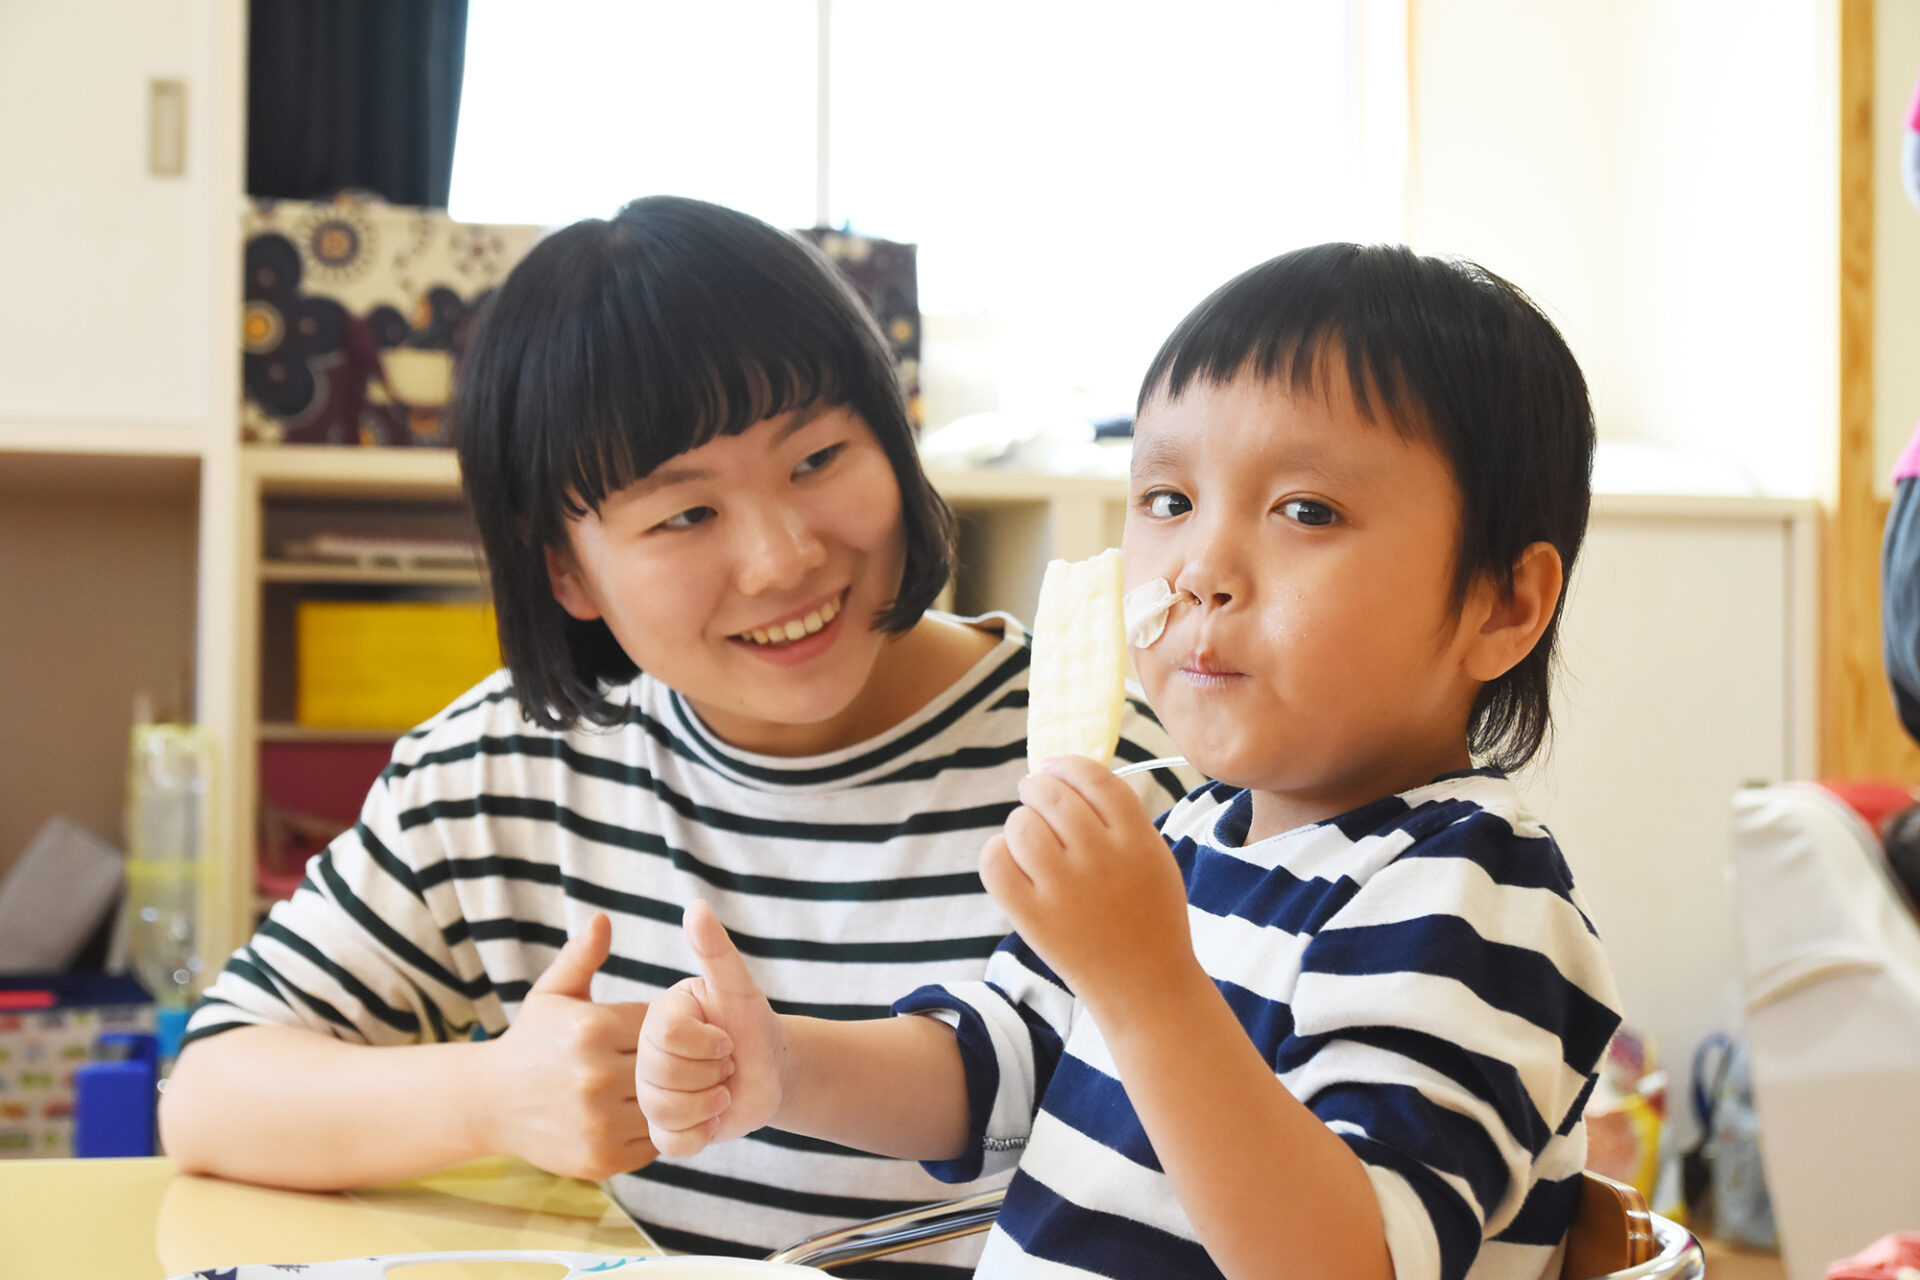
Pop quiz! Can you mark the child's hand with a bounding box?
[980,756,1197,1013]
[636,900,786,1159]
[477,912,658,1181]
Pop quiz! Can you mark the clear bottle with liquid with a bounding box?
[123,722,210,1065]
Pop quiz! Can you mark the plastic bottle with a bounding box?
[123,723,211,1067]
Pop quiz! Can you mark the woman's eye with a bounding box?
[658,506,716,531]
[1281,499,1335,527]
[795,443,843,476]
[1144,490,1192,519]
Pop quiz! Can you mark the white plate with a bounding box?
[166,1250,821,1279]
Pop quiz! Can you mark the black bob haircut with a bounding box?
[1138,242,1595,772]
[454,195,956,731]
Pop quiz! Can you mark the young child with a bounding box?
[635,242,1624,1280]
[160,196,1191,1270]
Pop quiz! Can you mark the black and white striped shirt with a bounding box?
[897,769,1622,1280]
[186,613,1194,1276]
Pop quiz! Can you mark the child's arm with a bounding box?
[160,913,655,1188]
[638,900,971,1162]
[985,758,1394,1280]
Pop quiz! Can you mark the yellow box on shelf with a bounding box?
[296,600,500,729]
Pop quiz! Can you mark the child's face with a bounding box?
[545,402,908,754]
[1124,372,1487,840]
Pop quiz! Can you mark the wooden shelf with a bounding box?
[0,418,206,458]
[924,466,1126,506]
[258,722,405,744]
[243,444,463,499]
[260,560,484,587]
[0,447,200,500]
[233,448,1132,506]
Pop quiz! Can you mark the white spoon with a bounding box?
[1111,755,1188,778]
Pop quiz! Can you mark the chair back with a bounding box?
[1561,1171,1658,1279]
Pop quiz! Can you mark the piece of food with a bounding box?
[1027,547,1128,772]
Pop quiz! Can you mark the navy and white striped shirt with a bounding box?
[897,768,1622,1280]
[185,613,1196,1278]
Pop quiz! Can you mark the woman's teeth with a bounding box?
[743,595,841,647]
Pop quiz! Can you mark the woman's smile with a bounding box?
[730,589,848,663]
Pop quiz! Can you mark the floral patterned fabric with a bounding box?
[240,197,539,446]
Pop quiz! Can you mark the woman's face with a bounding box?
[546,402,908,753]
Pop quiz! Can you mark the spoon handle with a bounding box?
[1110,755,1189,778]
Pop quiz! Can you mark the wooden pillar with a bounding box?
[1826,0,1920,780]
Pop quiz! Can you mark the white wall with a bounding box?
[1876,1,1920,495]
[1409,1,1838,1138]
[1409,0,1836,500]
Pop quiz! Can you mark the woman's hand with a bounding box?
[473,912,658,1181]
[636,900,787,1158]
[979,755,1199,1015]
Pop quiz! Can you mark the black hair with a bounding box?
[454,195,955,730]
[1138,242,1595,772]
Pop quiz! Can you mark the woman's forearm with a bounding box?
[159,1025,495,1189]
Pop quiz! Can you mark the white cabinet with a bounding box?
[0,0,242,450]
[1517,494,1818,1129]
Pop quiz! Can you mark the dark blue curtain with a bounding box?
[247,0,469,208]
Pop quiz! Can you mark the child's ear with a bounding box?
[1462,542,1564,682]
[545,545,603,621]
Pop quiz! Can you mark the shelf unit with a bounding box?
[194,445,1132,961]
[0,0,247,963]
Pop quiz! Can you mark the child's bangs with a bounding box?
[1139,246,1426,439]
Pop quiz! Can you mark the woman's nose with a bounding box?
[734,503,827,594]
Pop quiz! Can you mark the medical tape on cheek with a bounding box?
[1123,577,1177,650]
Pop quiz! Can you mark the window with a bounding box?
[450,0,1404,424]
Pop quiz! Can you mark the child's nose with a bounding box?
[734,504,827,593]
[1169,570,1229,611]
[1173,544,1240,611]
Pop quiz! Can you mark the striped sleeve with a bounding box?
[892,931,1078,1184]
[184,753,493,1051]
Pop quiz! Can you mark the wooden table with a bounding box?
[0,1155,656,1279]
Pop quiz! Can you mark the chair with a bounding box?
[1729,781,1920,1280]
[765,1169,1705,1277]
[1562,1171,1703,1280]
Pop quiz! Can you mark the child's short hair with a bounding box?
[455,195,956,730]
[1138,242,1594,771]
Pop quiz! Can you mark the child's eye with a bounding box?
[1280,499,1336,527]
[658,506,717,531]
[1143,489,1192,519]
[795,443,844,476]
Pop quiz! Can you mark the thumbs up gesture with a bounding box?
[637,900,786,1159]
[476,912,657,1181]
